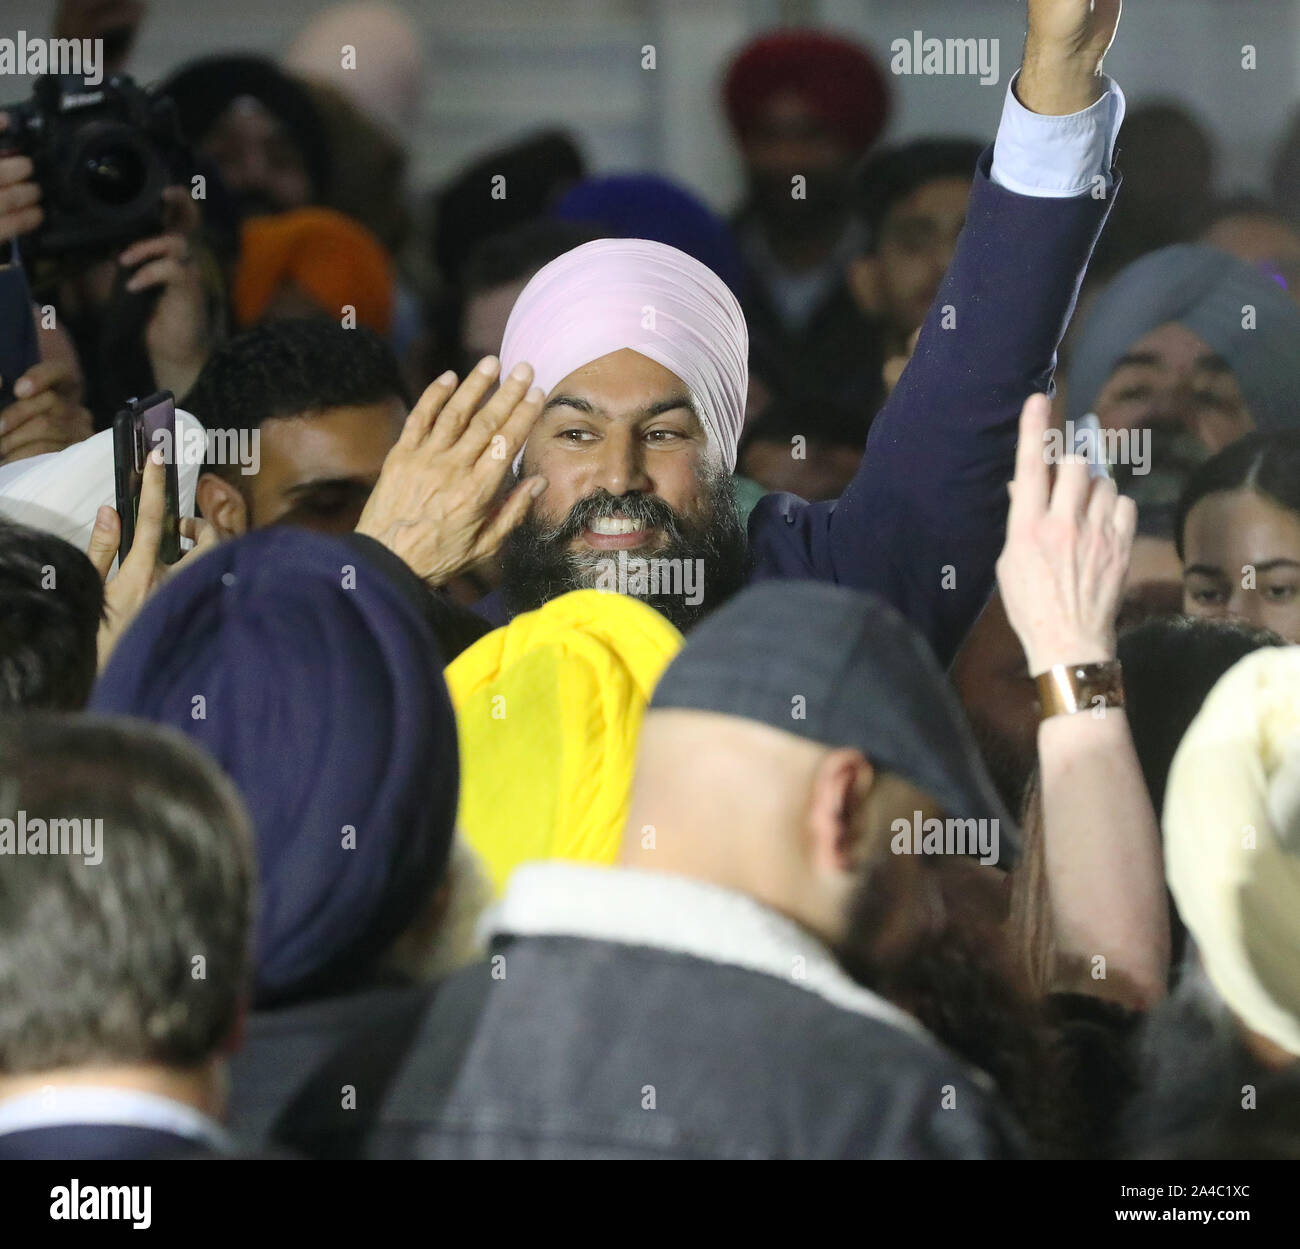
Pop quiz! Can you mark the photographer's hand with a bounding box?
[0,357,92,462]
[0,116,42,250]
[120,187,214,400]
[86,447,219,667]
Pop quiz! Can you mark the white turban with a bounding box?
[0,410,203,558]
[500,238,749,473]
[1165,645,1300,1056]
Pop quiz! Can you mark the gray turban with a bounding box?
[1068,244,1300,429]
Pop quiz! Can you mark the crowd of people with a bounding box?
[1,0,1300,1164]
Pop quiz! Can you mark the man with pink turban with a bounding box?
[359,0,1126,666]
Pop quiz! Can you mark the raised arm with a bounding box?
[749,0,1124,668]
[998,394,1170,1009]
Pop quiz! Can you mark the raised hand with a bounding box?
[995,393,1136,675]
[0,358,92,462]
[0,115,42,246]
[1021,0,1123,115]
[120,186,214,400]
[86,448,218,667]
[1028,0,1123,60]
[355,356,548,585]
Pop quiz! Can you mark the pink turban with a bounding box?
[499,238,749,472]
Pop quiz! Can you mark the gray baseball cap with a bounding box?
[651,579,1019,866]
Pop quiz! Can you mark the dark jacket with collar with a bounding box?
[226,981,421,1148]
[0,1123,219,1160]
[273,934,1021,1160]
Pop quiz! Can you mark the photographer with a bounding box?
[0,87,222,461]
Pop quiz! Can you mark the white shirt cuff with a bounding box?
[991,71,1126,198]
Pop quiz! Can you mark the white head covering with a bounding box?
[0,409,203,556]
[500,238,749,473]
[1164,645,1300,1056]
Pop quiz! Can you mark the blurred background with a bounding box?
[3,0,1297,207]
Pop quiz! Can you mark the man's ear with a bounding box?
[195,471,249,539]
[847,255,884,316]
[806,749,875,876]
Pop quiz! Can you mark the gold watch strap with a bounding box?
[1036,660,1126,719]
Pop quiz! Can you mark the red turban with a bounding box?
[723,29,891,153]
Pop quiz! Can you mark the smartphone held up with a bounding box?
[112,390,181,566]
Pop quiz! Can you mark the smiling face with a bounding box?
[523,348,717,552]
[502,348,750,629]
[1182,490,1300,642]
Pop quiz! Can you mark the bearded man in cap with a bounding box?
[359,0,1125,669]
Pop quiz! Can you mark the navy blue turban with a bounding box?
[91,528,458,1008]
[552,174,747,296]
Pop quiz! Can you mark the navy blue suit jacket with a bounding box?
[476,149,1116,668]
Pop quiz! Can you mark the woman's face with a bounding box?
[1182,490,1300,641]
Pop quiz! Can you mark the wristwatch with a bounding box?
[1036,660,1125,719]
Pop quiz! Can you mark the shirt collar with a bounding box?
[0,1085,233,1153]
[485,861,930,1042]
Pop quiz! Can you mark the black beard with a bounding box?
[746,169,854,241]
[500,467,752,633]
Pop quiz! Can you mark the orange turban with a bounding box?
[234,207,394,335]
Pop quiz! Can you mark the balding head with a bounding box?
[621,708,937,946]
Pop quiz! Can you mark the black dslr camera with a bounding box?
[1,73,190,267]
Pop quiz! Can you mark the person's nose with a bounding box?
[589,428,652,498]
[1150,374,1196,430]
[1227,588,1267,630]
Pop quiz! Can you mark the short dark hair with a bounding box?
[0,714,255,1074]
[183,319,410,483]
[461,220,600,298]
[856,138,985,252]
[738,398,867,458]
[1118,614,1287,819]
[431,129,586,286]
[1175,430,1300,560]
[0,521,103,711]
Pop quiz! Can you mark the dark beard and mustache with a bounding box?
[500,465,753,633]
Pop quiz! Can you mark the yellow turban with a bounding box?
[1164,646,1300,1056]
[445,590,684,894]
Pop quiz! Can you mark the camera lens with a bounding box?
[81,139,149,206]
